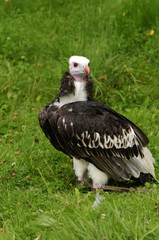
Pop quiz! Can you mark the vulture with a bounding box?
[39,56,155,189]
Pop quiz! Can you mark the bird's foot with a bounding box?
[77,177,85,186]
[93,183,99,189]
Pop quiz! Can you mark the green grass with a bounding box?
[0,0,159,239]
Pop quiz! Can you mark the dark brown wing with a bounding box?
[39,101,149,180]
[39,103,64,152]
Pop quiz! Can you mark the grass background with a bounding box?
[0,0,159,239]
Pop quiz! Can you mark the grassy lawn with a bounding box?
[0,0,159,239]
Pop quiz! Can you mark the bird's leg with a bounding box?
[86,163,109,208]
[73,158,89,186]
[78,176,83,182]
[93,183,99,189]
[77,176,85,185]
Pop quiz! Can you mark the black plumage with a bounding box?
[39,100,150,181]
[39,56,155,187]
[56,71,93,101]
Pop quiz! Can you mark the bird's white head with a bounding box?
[69,56,90,81]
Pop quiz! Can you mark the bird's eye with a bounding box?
[74,63,78,67]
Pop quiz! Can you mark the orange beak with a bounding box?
[84,65,90,75]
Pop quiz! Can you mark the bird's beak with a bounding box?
[84,65,90,75]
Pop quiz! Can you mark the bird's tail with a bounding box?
[130,147,155,178]
[142,147,155,176]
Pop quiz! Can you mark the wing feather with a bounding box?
[39,100,149,180]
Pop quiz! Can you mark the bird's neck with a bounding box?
[54,72,93,108]
[72,75,84,82]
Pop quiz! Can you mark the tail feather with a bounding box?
[130,147,155,178]
[142,147,155,177]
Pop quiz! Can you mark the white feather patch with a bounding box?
[80,126,137,150]
[87,163,109,188]
[54,81,87,108]
[69,56,90,65]
[73,158,89,180]
[130,147,155,177]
